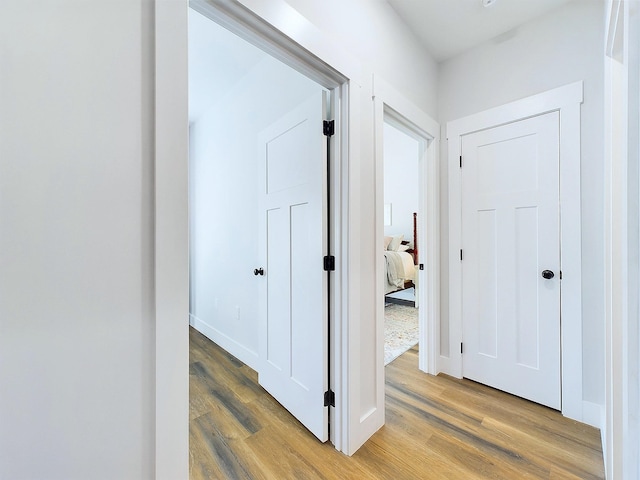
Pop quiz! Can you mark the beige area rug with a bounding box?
[384,303,419,365]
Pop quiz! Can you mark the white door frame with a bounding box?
[155,0,387,469]
[445,81,584,423]
[604,0,640,477]
[373,75,440,385]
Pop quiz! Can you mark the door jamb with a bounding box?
[373,75,440,385]
[445,81,584,422]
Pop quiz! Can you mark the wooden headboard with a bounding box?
[400,212,418,265]
[413,212,418,265]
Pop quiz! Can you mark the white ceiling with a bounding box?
[189,0,578,119]
[386,0,575,61]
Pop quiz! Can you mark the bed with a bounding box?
[384,212,418,295]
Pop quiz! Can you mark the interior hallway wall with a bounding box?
[0,2,172,478]
[285,0,439,118]
[438,0,605,412]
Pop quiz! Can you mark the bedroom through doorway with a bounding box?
[382,118,422,366]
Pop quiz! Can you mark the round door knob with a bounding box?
[254,268,264,276]
[541,270,555,279]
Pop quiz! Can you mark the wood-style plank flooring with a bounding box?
[189,327,605,479]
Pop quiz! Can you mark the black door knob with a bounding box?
[254,268,264,276]
[542,270,555,279]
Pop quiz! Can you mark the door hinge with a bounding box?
[323,120,335,137]
[559,270,563,280]
[460,155,463,168]
[460,249,463,261]
[419,263,424,270]
[324,389,335,407]
[461,342,464,354]
[323,255,335,271]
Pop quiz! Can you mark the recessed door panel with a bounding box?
[477,209,498,359]
[266,206,289,371]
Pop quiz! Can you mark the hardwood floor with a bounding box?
[189,327,605,479]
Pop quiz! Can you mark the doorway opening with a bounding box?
[373,77,441,421]
[381,118,422,367]
[188,1,347,449]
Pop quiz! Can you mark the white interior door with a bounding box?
[257,91,329,442]
[461,111,561,410]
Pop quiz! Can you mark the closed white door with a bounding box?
[461,111,561,410]
[257,91,329,441]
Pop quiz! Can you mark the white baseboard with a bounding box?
[437,355,461,379]
[189,314,259,370]
[582,400,605,430]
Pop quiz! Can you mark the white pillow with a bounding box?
[383,236,393,250]
[398,244,410,252]
[388,234,404,251]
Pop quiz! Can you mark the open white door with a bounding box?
[461,111,561,410]
[257,91,329,442]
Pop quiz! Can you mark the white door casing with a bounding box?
[461,112,561,410]
[163,0,386,461]
[371,76,440,437]
[373,75,440,377]
[257,91,329,442]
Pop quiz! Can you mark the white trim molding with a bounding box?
[604,0,640,477]
[155,0,190,478]
[583,400,605,430]
[372,75,440,381]
[445,81,584,422]
[189,315,259,369]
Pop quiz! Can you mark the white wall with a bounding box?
[189,51,322,367]
[0,2,174,478]
[188,8,264,123]
[284,0,439,118]
[438,0,605,407]
[383,122,419,241]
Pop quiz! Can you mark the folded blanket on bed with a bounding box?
[384,251,405,294]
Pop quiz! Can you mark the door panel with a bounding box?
[515,206,540,370]
[258,91,328,442]
[266,207,289,371]
[477,209,498,358]
[461,111,560,410]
